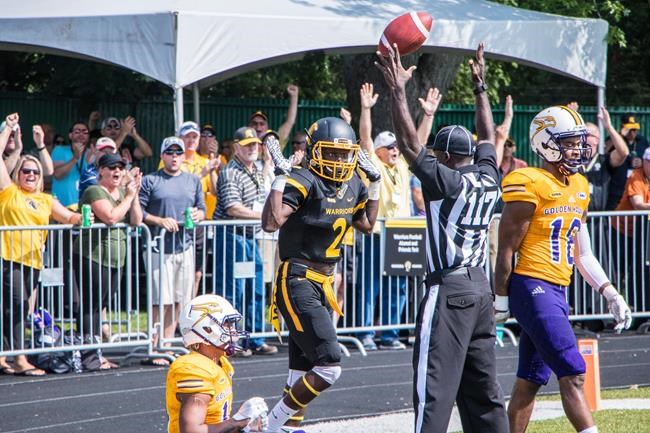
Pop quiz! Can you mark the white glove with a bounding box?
[356,149,381,182]
[602,286,632,333]
[263,131,292,175]
[494,295,510,323]
[233,397,268,432]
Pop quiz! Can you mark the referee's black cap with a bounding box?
[430,125,476,156]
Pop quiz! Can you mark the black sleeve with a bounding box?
[282,170,312,210]
[409,147,463,201]
[474,142,500,185]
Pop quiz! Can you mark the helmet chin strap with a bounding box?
[558,161,584,176]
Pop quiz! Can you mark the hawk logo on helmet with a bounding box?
[189,301,224,327]
[532,116,557,133]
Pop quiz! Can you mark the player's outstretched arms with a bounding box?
[374,43,422,165]
[574,223,632,333]
[494,201,535,322]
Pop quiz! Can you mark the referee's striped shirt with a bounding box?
[410,143,501,272]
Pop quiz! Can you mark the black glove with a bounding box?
[356,149,381,182]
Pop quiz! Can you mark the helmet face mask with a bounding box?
[530,106,590,175]
[180,295,248,356]
[306,117,359,182]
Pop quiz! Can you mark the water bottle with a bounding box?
[72,350,83,374]
[81,204,92,228]
[184,207,195,230]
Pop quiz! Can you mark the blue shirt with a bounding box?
[51,145,88,208]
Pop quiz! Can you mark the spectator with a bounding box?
[606,113,649,210]
[355,82,439,351]
[140,136,205,365]
[249,84,299,146]
[78,137,119,199]
[100,116,153,166]
[52,121,92,209]
[612,146,650,308]
[171,121,220,294]
[212,126,277,356]
[410,175,425,216]
[582,107,629,211]
[288,131,308,168]
[219,139,235,162]
[73,153,142,369]
[0,113,85,376]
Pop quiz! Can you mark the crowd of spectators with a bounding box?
[1,81,649,375]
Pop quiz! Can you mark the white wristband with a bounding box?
[494,295,509,311]
[271,175,287,192]
[601,284,618,302]
[368,181,380,201]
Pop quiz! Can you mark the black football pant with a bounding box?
[412,267,508,433]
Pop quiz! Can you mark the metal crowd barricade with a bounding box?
[0,223,155,363]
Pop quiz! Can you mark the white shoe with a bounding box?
[266,427,307,433]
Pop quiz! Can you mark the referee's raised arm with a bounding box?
[374,44,422,165]
[471,42,495,145]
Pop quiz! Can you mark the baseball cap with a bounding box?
[178,121,200,137]
[621,114,641,131]
[233,126,262,146]
[249,111,269,122]
[97,153,126,168]
[201,124,216,137]
[643,147,650,161]
[160,136,185,153]
[100,117,121,129]
[374,131,397,150]
[430,125,476,156]
[95,137,117,151]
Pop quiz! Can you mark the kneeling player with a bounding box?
[166,294,268,433]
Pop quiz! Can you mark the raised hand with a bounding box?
[598,106,612,130]
[287,84,299,98]
[263,131,292,174]
[418,87,442,117]
[5,113,19,130]
[375,43,417,92]
[122,116,136,136]
[339,107,352,125]
[360,83,379,110]
[469,42,486,84]
[33,125,45,147]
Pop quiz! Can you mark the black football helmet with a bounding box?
[306,117,359,182]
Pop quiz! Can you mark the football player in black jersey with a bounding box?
[261,117,380,432]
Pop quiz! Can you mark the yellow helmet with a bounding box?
[306,117,359,182]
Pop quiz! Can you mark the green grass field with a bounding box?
[526,387,650,433]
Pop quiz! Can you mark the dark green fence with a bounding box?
[2,92,649,173]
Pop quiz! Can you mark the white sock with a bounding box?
[267,399,298,431]
[579,426,598,433]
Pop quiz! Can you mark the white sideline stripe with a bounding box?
[409,12,430,39]
[415,284,439,433]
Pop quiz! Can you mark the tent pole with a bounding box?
[193,83,200,124]
[174,86,184,131]
[597,86,605,154]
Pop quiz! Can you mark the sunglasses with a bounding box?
[105,124,121,130]
[72,129,89,134]
[105,165,124,171]
[201,131,215,138]
[163,149,184,156]
[55,140,65,145]
[21,168,41,176]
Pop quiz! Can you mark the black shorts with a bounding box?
[274,261,341,370]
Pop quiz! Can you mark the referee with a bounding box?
[377,43,508,433]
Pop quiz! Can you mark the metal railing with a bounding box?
[2,211,649,363]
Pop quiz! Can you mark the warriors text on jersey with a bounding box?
[166,352,234,433]
[502,167,590,286]
[279,167,368,264]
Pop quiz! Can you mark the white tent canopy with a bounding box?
[0,0,608,125]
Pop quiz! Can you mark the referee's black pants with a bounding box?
[413,267,508,433]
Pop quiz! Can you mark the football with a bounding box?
[378,11,433,57]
